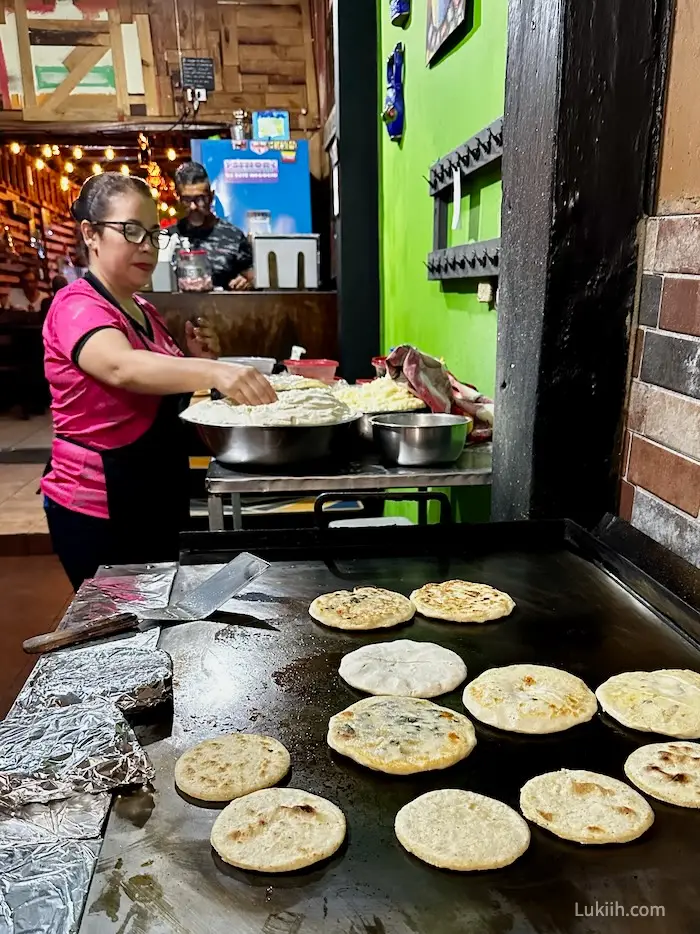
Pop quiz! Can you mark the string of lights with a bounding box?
[4,136,185,218]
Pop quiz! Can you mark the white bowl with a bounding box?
[219,356,276,375]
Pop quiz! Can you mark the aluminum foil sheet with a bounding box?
[0,702,154,810]
[0,841,99,934]
[0,794,110,845]
[59,566,176,631]
[11,638,173,715]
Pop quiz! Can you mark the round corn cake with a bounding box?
[463,664,597,734]
[339,639,467,698]
[174,734,290,802]
[210,788,346,872]
[596,669,700,738]
[410,580,515,623]
[327,695,476,775]
[395,789,530,870]
[624,741,700,807]
[520,769,654,844]
[309,587,415,631]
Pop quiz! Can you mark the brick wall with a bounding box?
[620,216,700,567]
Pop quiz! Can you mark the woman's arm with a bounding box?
[78,328,275,405]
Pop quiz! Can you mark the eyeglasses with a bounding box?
[181,194,211,208]
[93,221,170,250]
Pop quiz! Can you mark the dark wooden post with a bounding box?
[331,0,380,382]
[492,0,673,525]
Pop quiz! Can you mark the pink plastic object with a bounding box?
[283,359,339,383]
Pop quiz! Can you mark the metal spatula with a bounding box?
[141,552,269,622]
[23,553,270,655]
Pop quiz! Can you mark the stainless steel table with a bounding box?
[205,444,492,530]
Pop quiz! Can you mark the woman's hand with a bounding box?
[185,317,220,359]
[212,363,277,406]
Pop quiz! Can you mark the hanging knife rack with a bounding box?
[428,116,503,281]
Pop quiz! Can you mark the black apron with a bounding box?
[48,273,192,565]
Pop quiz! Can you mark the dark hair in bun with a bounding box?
[71,172,151,224]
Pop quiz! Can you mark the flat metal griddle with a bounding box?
[80,521,700,934]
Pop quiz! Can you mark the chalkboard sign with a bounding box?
[181,57,215,92]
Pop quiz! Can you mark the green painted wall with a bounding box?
[378,1,508,523]
[378,0,507,396]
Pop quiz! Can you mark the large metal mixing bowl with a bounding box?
[193,416,361,467]
[371,413,472,466]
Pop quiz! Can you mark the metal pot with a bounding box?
[355,408,428,444]
[371,413,472,466]
[193,416,360,468]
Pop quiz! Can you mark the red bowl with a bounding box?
[371,355,388,378]
[283,359,339,383]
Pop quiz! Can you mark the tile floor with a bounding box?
[0,413,53,452]
[0,554,73,717]
[0,414,51,537]
[0,417,71,716]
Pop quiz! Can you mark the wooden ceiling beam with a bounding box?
[29,28,110,46]
[25,19,110,32]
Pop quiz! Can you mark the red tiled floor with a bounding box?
[0,554,72,717]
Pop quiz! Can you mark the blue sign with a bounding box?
[191,139,312,235]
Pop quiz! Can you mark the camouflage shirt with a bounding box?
[172,217,253,289]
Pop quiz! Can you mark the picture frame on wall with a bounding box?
[426,0,469,64]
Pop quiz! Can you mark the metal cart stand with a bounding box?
[205,445,493,530]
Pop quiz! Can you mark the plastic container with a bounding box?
[219,356,276,375]
[283,359,338,383]
[176,249,213,292]
[246,210,272,236]
[372,355,388,378]
[356,378,375,385]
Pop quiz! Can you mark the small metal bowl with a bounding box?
[354,407,428,444]
[370,413,472,466]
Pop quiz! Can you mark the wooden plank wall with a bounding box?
[134,0,320,130]
[0,150,77,293]
[4,0,321,128]
[308,0,331,126]
[2,1,326,173]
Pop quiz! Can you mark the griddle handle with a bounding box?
[313,491,452,527]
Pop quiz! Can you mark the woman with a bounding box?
[42,172,276,590]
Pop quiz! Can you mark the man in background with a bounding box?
[2,268,48,312]
[171,162,254,290]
